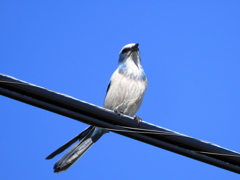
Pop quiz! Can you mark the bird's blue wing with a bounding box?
[106,81,111,96]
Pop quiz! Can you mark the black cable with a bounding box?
[1,73,240,174]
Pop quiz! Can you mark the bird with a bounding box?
[46,43,148,173]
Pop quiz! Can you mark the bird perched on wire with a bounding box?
[46,43,148,173]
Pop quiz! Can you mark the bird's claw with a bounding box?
[114,109,123,117]
[134,116,142,127]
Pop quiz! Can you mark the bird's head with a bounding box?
[118,43,141,67]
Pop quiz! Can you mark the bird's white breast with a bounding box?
[104,62,147,117]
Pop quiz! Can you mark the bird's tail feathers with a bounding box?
[46,126,94,160]
[51,126,106,173]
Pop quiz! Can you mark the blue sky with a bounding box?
[1,1,240,179]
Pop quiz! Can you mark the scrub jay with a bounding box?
[46,43,148,173]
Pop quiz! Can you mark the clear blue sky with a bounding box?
[1,1,240,179]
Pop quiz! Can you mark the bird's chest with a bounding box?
[115,70,146,98]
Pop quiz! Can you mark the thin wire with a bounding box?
[103,127,179,135]
[101,126,240,158]
[102,125,186,136]
[0,80,68,96]
[193,151,240,158]
[0,80,35,86]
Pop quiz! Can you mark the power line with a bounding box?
[1,73,240,174]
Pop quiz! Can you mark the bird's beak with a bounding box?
[130,43,140,68]
[131,43,139,51]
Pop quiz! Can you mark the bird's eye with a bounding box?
[121,47,130,54]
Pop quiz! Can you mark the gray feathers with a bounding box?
[46,43,147,173]
[104,43,147,116]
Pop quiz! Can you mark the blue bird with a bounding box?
[46,43,148,173]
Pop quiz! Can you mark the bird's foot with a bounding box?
[114,109,123,117]
[134,116,142,127]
